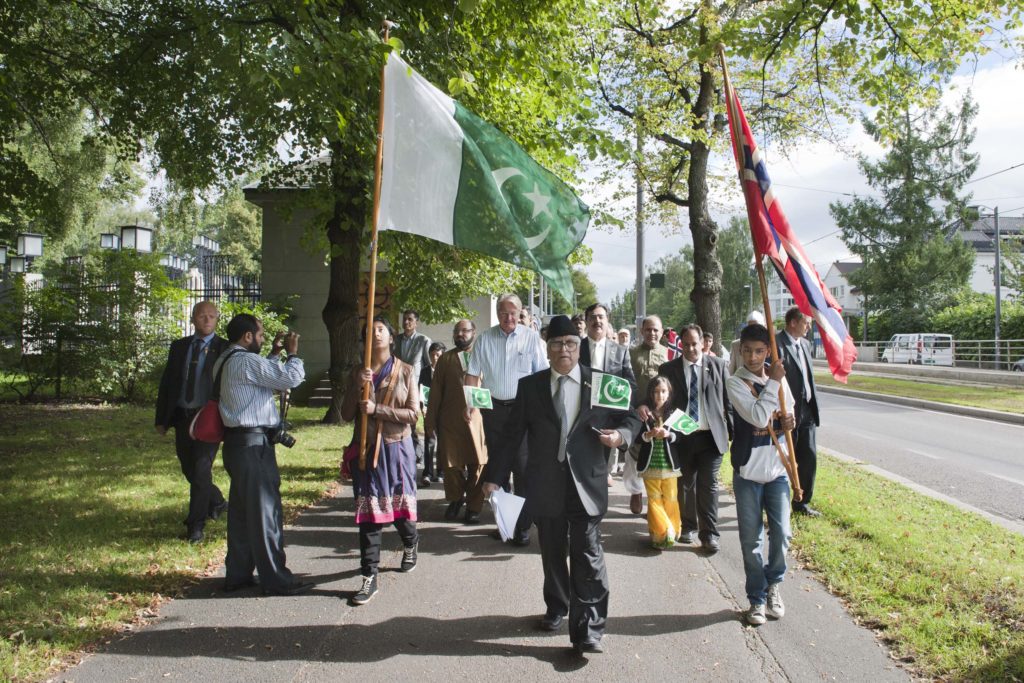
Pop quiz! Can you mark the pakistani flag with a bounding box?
[378,53,590,302]
[421,385,430,405]
[464,386,494,410]
[591,372,631,410]
[665,409,700,435]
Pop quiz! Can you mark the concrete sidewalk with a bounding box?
[63,480,908,682]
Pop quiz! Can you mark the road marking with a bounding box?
[986,472,1024,488]
[905,448,942,460]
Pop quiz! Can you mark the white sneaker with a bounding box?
[746,603,766,626]
[766,583,785,619]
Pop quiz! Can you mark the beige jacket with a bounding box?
[341,358,419,445]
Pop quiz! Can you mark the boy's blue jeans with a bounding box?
[733,473,792,606]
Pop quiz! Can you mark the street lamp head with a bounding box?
[100,233,120,249]
[16,233,44,258]
[0,245,7,265]
[9,256,27,273]
[119,225,153,253]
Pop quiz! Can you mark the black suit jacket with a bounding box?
[657,355,733,454]
[155,335,229,429]
[489,366,642,518]
[778,332,820,426]
[579,337,638,405]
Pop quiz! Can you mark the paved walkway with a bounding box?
[63,480,908,682]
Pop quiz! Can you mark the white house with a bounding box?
[956,215,1023,298]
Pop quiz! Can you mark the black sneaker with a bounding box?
[350,575,378,605]
[400,542,418,572]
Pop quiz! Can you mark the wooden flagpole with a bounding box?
[717,45,802,502]
[359,18,393,472]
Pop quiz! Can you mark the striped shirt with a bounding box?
[467,324,548,400]
[215,345,306,428]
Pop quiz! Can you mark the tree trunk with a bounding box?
[687,48,722,348]
[321,144,367,424]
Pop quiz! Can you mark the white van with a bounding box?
[881,333,955,366]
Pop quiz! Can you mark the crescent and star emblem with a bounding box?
[490,166,552,250]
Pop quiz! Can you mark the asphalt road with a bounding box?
[817,392,1024,526]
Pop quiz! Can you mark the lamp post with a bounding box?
[968,205,1002,369]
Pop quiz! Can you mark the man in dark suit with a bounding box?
[484,315,642,655]
[642,323,732,553]
[578,302,637,480]
[778,306,821,517]
[155,300,229,543]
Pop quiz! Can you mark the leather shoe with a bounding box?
[702,538,721,554]
[795,505,822,517]
[539,613,564,631]
[574,638,604,654]
[629,493,643,515]
[464,510,481,525]
[186,526,204,544]
[511,535,531,547]
[223,577,257,593]
[209,501,228,520]
[444,500,465,521]
[263,580,314,596]
[677,531,696,544]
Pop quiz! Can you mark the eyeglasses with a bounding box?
[547,339,580,351]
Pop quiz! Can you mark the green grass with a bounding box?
[816,372,1024,415]
[0,403,348,682]
[777,454,1023,680]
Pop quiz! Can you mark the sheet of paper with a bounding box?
[488,488,525,541]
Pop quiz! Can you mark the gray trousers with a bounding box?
[222,431,295,592]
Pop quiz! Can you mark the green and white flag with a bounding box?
[591,372,631,410]
[464,386,494,410]
[421,385,430,405]
[378,53,590,302]
[665,409,700,435]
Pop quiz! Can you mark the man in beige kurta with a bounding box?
[424,319,488,524]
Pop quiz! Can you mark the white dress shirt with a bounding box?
[785,331,813,400]
[550,364,582,429]
[587,336,606,371]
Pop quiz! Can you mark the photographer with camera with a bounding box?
[216,314,312,596]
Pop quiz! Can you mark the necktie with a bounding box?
[688,364,700,423]
[554,375,569,462]
[797,342,812,399]
[185,337,204,403]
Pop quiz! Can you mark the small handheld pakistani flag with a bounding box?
[464,386,493,410]
[591,372,631,410]
[665,408,700,435]
[421,385,430,405]
[377,53,590,302]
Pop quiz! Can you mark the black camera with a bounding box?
[269,420,297,448]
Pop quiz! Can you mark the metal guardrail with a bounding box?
[840,339,1024,371]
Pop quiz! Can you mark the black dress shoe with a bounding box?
[702,538,721,554]
[263,580,314,596]
[539,613,564,631]
[186,526,204,544]
[511,534,531,547]
[223,577,257,593]
[209,501,229,520]
[795,505,822,517]
[444,500,465,521]
[464,510,481,525]
[574,638,604,654]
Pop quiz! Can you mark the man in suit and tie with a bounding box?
[579,303,637,481]
[642,323,732,553]
[483,315,642,655]
[778,307,821,517]
[155,301,230,543]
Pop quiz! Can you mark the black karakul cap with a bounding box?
[546,315,576,339]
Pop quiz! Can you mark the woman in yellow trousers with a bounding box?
[636,377,682,549]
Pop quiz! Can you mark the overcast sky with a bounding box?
[579,58,1024,305]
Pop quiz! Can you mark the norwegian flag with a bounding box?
[663,329,682,360]
[722,69,857,383]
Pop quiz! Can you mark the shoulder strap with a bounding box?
[212,348,246,401]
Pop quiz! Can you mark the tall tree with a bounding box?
[830,98,978,333]
[3,1,604,420]
[588,0,1019,350]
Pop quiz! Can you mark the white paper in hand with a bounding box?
[488,488,526,542]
